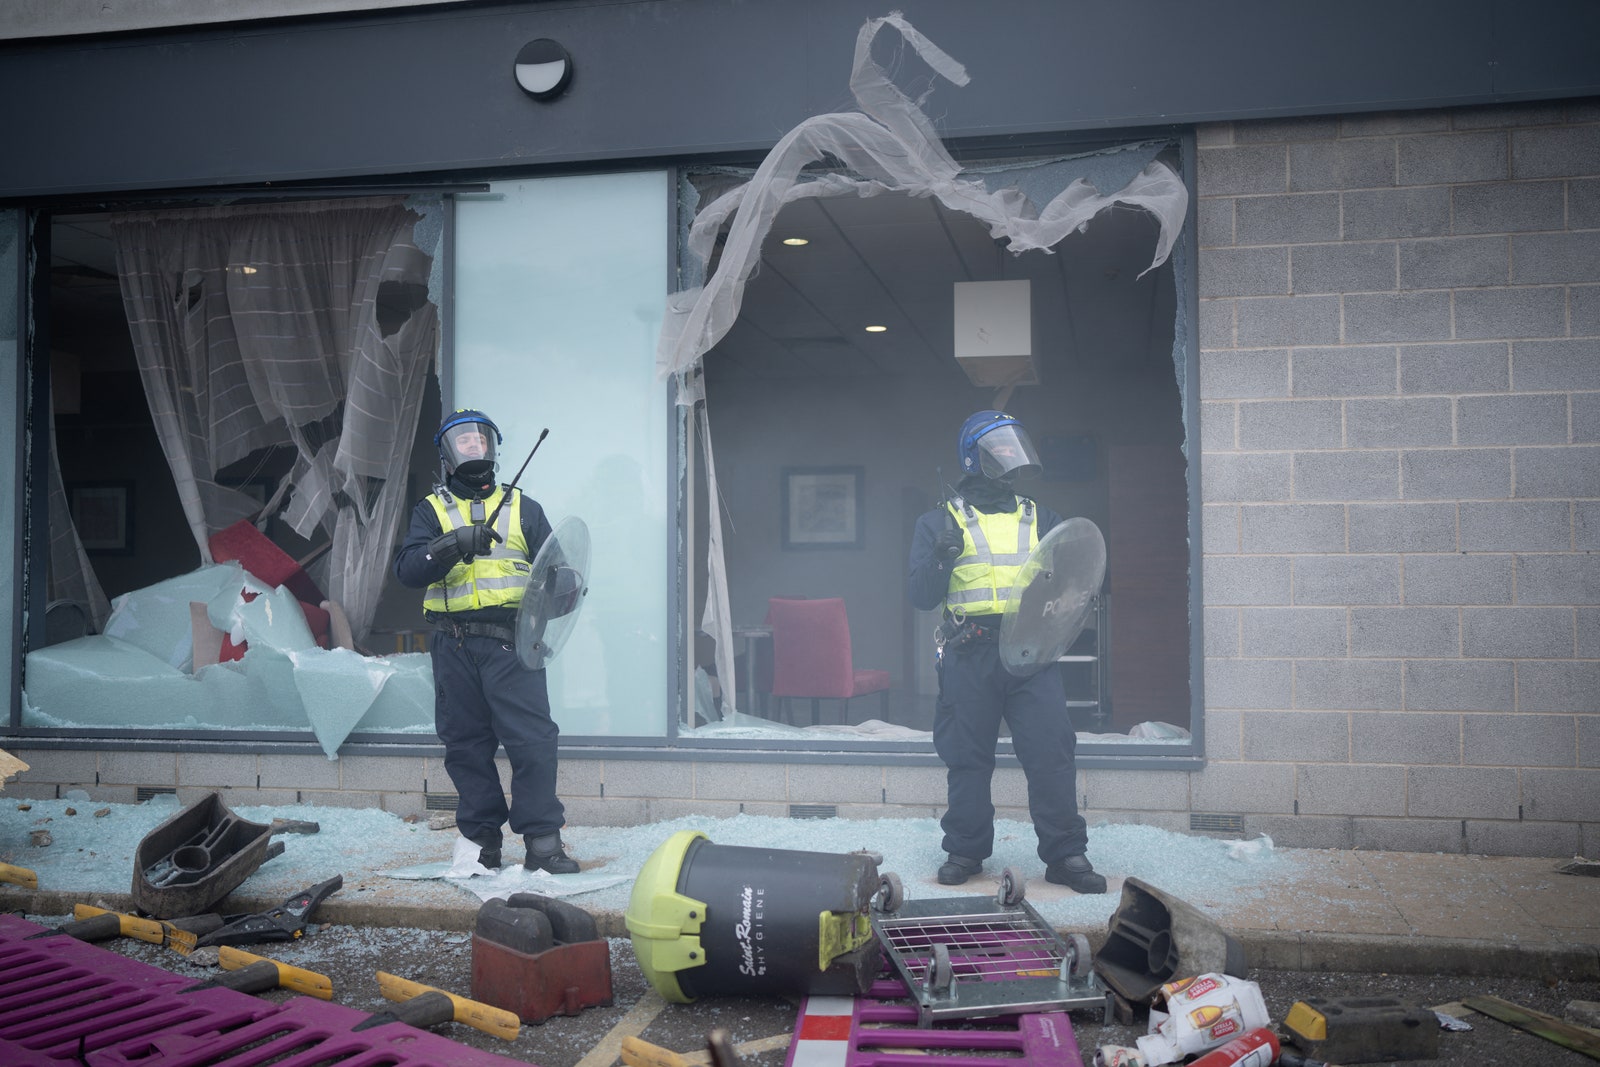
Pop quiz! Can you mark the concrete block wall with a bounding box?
[1186,98,1600,857]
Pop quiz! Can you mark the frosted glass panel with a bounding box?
[454,173,670,737]
[0,211,17,728]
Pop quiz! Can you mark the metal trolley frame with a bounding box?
[869,868,1113,1028]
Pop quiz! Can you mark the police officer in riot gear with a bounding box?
[906,410,1107,894]
[394,408,580,875]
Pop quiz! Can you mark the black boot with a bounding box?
[524,833,580,875]
[1045,854,1107,894]
[937,853,983,885]
[477,846,502,871]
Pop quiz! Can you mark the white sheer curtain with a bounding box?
[111,197,438,642]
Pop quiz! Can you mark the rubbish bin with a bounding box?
[625,829,883,1003]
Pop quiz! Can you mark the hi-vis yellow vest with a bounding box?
[944,496,1037,617]
[422,487,532,614]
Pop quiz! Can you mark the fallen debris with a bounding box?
[195,945,333,999]
[375,970,521,1041]
[54,902,212,953]
[1569,999,1600,1030]
[1136,974,1270,1065]
[1282,995,1437,1063]
[1095,877,1248,1006]
[1555,856,1600,877]
[0,862,37,889]
[472,891,614,1023]
[1463,994,1600,1060]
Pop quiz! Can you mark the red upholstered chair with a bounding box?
[753,594,806,717]
[766,596,890,726]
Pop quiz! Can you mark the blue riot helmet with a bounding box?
[435,408,503,483]
[958,410,1041,483]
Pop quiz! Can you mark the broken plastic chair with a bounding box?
[1093,876,1248,1006]
[131,792,283,919]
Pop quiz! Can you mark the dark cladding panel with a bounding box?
[0,0,1596,198]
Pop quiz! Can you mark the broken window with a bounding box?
[23,197,450,755]
[665,14,1200,755]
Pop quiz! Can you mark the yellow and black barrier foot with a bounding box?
[190,946,333,999]
[63,904,200,953]
[372,971,520,1041]
[0,862,38,889]
[621,1035,695,1067]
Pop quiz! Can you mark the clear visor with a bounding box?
[441,422,497,470]
[976,424,1041,481]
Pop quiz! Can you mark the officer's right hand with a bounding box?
[933,529,964,561]
[456,524,495,560]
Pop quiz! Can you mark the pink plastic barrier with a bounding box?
[784,976,1081,1067]
[0,914,531,1066]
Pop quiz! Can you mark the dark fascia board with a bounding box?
[1,1,1596,199]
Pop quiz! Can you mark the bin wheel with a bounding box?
[1061,932,1093,979]
[927,942,954,994]
[875,871,903,913]
[997,866,1026,907]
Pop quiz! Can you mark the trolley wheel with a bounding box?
[927,942,954,994]
[997,866,1026,907]
[1061,932,1093,979]
[875,871,903,913]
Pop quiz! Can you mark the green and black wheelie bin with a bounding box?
[625,829,886,1003]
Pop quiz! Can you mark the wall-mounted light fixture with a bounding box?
[514,39,574,100]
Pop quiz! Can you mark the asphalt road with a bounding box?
[18,914,1600,1067]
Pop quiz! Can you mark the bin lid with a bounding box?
[624,829,710,1003]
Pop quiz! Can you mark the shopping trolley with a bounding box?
[869,867,1114,1028]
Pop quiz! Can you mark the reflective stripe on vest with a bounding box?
[944,496,1036,614]
[422,487,532,614]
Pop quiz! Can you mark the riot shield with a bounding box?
[999,516,1107,678]
[515,516,591,670]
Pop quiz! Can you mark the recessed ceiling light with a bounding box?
[864,325,887,333]
[781,237,809,246]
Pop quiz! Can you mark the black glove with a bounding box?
[427,524,496,566]
[933,528,965,562]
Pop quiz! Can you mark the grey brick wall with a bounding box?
[1196,99,1600,856]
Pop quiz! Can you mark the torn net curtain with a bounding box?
[107,196,440,643]
[656,12,1190,711]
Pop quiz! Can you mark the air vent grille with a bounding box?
[789,804,838,820]
[424,793,460,811]
[1190,813,1244,833]
[135,787,177,803]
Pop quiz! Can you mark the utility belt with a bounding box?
[434,618,517,644]
[936,611,1001,654]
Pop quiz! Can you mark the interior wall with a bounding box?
[704,330,1185,703]
[50,298,199,598]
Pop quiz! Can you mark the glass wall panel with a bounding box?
[454,173,670,737]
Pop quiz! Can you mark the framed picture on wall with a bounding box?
[68,482,135,555]
[781,466,864,550]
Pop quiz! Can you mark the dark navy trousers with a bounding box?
[430,629,565,848]
[932,640,1087,864]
